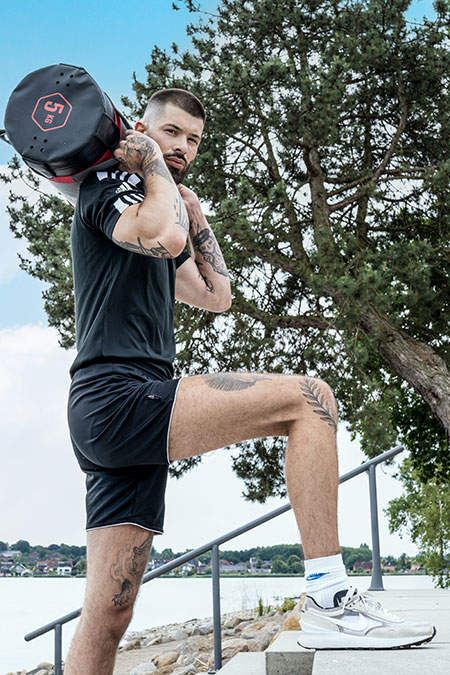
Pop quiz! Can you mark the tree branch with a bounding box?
[328,74,409,214]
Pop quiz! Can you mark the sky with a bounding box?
[0,1,437,559]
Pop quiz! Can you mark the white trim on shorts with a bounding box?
[86,522,163,535]
[166,376,183,464]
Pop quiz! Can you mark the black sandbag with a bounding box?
[3,63,131,205]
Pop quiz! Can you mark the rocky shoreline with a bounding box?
[7,595,304,675]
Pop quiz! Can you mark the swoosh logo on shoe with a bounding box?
[325,614,371,632]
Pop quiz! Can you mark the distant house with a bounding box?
[38,559,60,573]
[353,561,373,572]
[0,559,14,575]
[35,562,49,575]
[147,559,170,572]
[381,564,396,573]
[180,562,196,576]
[0,550,22,559]
[57,562,73,576]
[410,563,423,573]
[12,563,32,576]
[220,560,249,574]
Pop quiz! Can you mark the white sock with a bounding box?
[304,553,349,608]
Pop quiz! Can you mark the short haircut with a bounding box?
[143,88,206,123]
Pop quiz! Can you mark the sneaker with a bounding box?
[297,587,436,650]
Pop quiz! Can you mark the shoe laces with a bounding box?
[343,588,398,621]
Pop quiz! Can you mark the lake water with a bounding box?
[1,575,436,673]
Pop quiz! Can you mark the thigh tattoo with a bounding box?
[202,373,272,391]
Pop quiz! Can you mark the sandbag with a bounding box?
[2,63,131,205]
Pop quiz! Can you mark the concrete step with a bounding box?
[265,631,315,675]
[217,651,265,674]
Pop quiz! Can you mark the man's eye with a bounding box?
[166,129,176,134]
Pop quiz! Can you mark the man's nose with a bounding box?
[173,136,188,155]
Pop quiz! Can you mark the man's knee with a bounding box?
[83,597,134,642]
[297,376,338,430]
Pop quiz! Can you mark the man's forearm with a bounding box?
[187,204,231,300]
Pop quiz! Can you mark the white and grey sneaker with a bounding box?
[298,587,436,650]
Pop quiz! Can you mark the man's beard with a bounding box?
[164,153,192,184]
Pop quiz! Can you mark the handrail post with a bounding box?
[368,463,384,591]
[210,543,222,673]
[54,623,63,675]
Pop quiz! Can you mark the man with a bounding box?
[65,89,435,674]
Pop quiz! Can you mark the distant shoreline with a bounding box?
[1,571,428,579]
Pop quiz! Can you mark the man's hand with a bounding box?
[178,184,201,214]
[114,129,163,178]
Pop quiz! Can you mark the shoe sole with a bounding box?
[297,626,437,650]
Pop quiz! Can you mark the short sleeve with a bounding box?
[175,249,191,269]
[78,170,145,240]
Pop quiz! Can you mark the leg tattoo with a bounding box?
[299,378,338,431]
[110,533,152,607]
[202,373,272,391]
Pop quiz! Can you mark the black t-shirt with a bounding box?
[70,168,190,380]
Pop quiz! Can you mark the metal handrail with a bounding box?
[24,444,405,674]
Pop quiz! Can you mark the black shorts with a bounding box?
[67,362,181,535]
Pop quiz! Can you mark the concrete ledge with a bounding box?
[218,651,265,674]
[265,631,315,675]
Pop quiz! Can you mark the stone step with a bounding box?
[217,651,265,674]
[265,631,315,675]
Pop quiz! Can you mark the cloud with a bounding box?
[0,324,85,546]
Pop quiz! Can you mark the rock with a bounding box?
[166,628,189,641]
[172,667,197,675]
[190,635,213,651]
[34,671,49,675]
[143,634,162,647]
[152,651,179,668]
[217,637,249,662]
[197,620,213,635]
[38,665,54,671]
[122,638,142,651]
[281,615,301,631]
[223,615,246,629]
[243,620,267,631]
[130,663,157,674]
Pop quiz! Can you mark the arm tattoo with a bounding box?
[197,261,214,293]
[112,235,172,258]
[175,192,189,232]
[120,136,173,185]
[192,224,229,277]
[299,378,338,431]
[142,155,174,184]
[203,372,272,391]
[110,533,153,607]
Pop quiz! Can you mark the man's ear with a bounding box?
[135,121,148,133]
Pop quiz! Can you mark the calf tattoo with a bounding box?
[110,533,153,607]
[203,373,272,391]
[299,378,338,430]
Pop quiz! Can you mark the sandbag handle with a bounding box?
[0,129,11,145]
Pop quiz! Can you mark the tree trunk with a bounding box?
[359,309,450,437]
